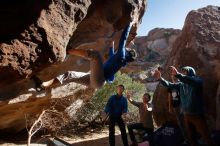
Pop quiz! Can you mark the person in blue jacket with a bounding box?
[66,22,136,88]
[105,84,128,146]
[33,22,137,90]
[154,66,216,146]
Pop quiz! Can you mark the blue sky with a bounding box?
[137,0,220,36]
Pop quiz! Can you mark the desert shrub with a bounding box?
[25,73,146,139]
[75,72,146,125]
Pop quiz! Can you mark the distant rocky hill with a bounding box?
[122,28,181,91]
[135,28,181,63]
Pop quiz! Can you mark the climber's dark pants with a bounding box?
[174,107,186,138]
[184,114,216,146]
[109,116,128,146]
[56,50,105,88]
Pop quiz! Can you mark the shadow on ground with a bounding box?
[72,134,131,146]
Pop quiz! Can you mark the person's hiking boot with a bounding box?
[31,75,45,92]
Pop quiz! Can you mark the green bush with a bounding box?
[75,72,146,124]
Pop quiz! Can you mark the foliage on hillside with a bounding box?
[75,72,146,124]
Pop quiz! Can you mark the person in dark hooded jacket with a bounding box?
[154,66,216,146]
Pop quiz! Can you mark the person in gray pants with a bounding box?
[32,22,137,90]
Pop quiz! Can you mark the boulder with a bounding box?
[153,6,220,130]
[122,28,181,75]
[0,0,146,132]
[217,84,220,130]
[121,28,180,92]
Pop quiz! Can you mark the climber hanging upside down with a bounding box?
[33,22,137,90]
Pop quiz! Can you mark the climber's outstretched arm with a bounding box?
[117,23,132,58]
[107,41,115,59]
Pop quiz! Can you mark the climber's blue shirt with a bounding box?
[104,94,128,117]
[103,23,132,82]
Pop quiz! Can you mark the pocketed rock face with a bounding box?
[0,0,92,87]
[0,0,146,88]
[0,0,147,133]
[0,82,95,133]
[217,84,220,130]
[153,6,220,129]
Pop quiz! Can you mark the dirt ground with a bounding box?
[65,128,131,146]
[0,128,131,146]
